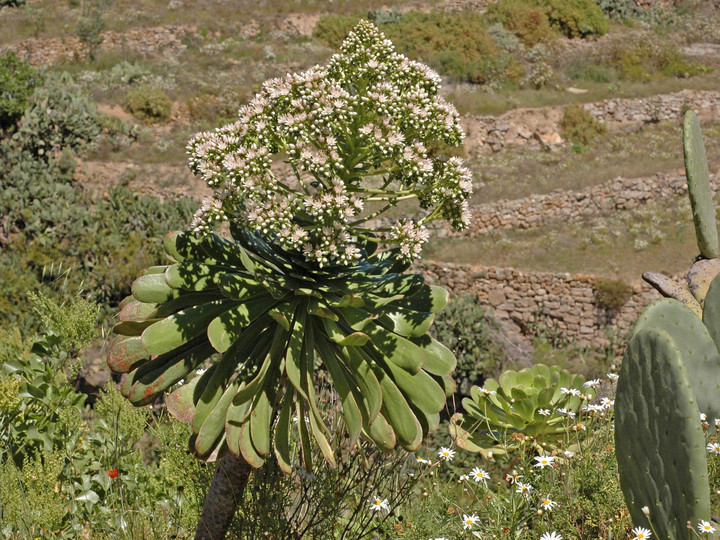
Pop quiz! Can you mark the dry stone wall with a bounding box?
[462,89,720,154]
[0,25,193,65]
[419,261,663,349]
[442,171,720,237]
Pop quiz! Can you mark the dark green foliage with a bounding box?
[560,104,606,146]
[367,7,402,25]
[0,0,26,6]
[10,72,101,157]
[604,36,708,82]
[0,73,196,332]
[314,12,516,86]
[596,0,644,21]
[125,85,173,123]
[544,0,609,38]
[76,9,106,61]
[0,52,42,132]
[594,278,633,313]
[487,0,557,46]
[312,15,362,49]
[429,294,506,394]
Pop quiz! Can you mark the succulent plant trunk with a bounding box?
[615,110,720,539]
[194,452,253,540]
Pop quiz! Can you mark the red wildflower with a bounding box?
[108,469,118,479]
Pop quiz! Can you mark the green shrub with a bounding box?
[594,278,633,313]
[596,0,644,21]
[560,103,606,146]
[429,293,506,395]
[125,85,173,123]
[312,14,362,48]
[544,0,609,38]
[566,58,616,82]
[0,0,27,6]
[605,37,708,82]
[487,0,556,46]
[314,12,519,86]
[12,72,101,157]
[0,52,42,131]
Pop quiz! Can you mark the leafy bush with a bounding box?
[596,0,644,21]
[544,0,609,38]
[0,322,212,538]
[430,294,506,395]
[0,52,42,132]
[124,85,173,123]
[11,72,101,157]
[594,278,633,313]
[604,35,708,82]
[314,12,519,86]
[0,73,195,332]
[487,0,556,46]
[559,104,606,146]
[312,14,362,48]
[0,0,27,6]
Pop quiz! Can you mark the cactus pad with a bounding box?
[615,327,711,539]
[683,110,719,259]
[633,298,720,427]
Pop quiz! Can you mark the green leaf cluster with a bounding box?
[430,293,506,394]
[451,363,590,458]
[111,228,456,469]
[124,84,173,124]
[0,52,42,131]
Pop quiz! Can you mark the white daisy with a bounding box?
[540,496,557,511]
[533,455,555,469]
[632,526,652,540]
[707,442,720,454]
[438,447,455,461]
[462,513,479,530]
[368,496,389,512]
[540,532,563,540]
[584,379,601,388]
[607,373,619,381]
[538,408,551,416]
[516,481,533,497]
[469,467,490,483]
[698,520,716,534]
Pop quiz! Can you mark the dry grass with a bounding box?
[444,71,720,116]
[424,195,700,283]
[0,0,440,43]
[468,121,720,204]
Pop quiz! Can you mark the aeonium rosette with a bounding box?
[109,21,465,491]
[187,19,472,267]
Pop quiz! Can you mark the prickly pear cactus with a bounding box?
[616,110,720,538]
[684,110,719,259]
[632,298,720,427]
[615,327,711,539]
[643,110,720,307]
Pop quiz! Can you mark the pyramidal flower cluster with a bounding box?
[187,20,472,266]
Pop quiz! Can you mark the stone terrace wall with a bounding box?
[419,261,662,349]
[463,89,720,154]
[441,171,720,237]
[0,25,193,65]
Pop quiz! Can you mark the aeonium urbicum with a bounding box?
[111,20,468,540]
[187,19,472,267]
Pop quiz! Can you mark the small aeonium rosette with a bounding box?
[187,20,472,266]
